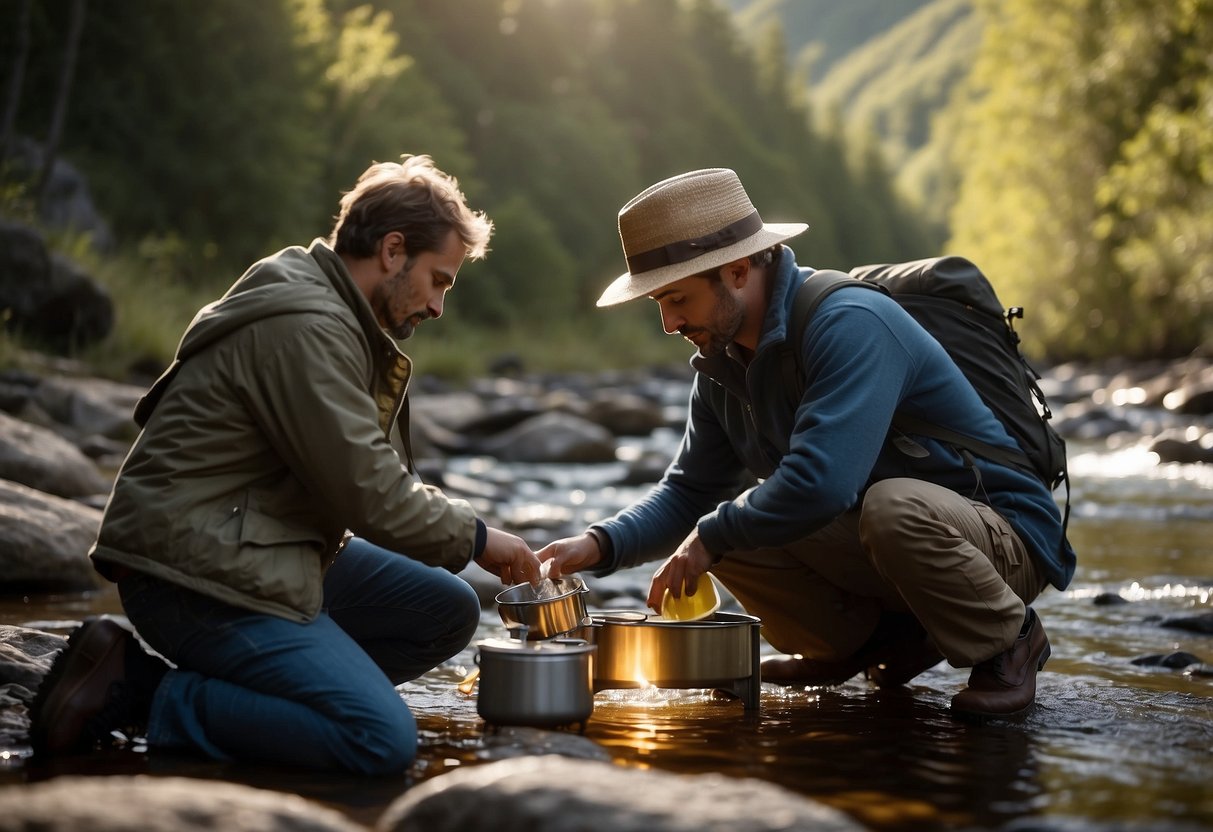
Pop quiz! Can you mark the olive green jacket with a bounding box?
[90,240,477,622]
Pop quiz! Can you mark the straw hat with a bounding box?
[597,168,808,307]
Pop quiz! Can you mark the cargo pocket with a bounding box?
[971,501,1019,569]
[971,501,1042,601]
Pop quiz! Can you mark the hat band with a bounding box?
[625,211,763,275]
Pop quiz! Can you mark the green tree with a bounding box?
[5,0,324,275]
[291,0,476,229]
[948,0,1213,360]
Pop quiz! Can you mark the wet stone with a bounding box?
[1130,651,1204,669]
[1159,612,1213,635]
[376,755,862,832]
[0,775,364,832]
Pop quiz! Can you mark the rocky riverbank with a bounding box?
[2,351,1212,593]
[1,350,1211,830]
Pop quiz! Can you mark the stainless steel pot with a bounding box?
[475,637,596,728]
[587,610,762,709]
[496,576,589,640]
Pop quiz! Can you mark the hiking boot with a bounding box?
[867,628,944,689]
[763,612,942,688]
[951,608,1051,719]
[28,617,166,755]
[761,652,869,686]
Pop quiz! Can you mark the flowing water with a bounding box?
[1,440,1210,830]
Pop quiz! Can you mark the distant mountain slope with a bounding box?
[725,0,933,83]
[728,0,978,221]
[811,0,977,153]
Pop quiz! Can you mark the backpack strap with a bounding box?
[788,271,1036,477]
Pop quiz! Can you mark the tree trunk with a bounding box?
[37,0,88,200]
[0,0,34,163]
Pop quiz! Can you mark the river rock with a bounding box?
[1162,364,1213,415]
[0,625,67,747]
[1149,430,1213,464]
[1159,612,1213,635]
[476,412,616,464]
[0,411,109,498]
[476,726,613,763]
[5,136,115,251]
[32,375,145,442]
[0,479,103,591]
[376,755,861,832]
[582,389,666,437]
[0,220,113,353]
[1053,402,1135,441]
[0,625,66,695]
[0,775,366,832]
[1130,651,1204,669]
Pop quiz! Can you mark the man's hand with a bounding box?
[475,526,541,586]
[645,529,715,613]
[536,533,604,579]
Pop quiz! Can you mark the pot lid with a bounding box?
[477,637,596,655]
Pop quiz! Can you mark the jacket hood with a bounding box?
[175,240,360,362]
[134,240,373,428]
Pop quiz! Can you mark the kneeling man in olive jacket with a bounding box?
[29,155,539,774]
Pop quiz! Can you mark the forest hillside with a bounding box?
[1,0,1209,373]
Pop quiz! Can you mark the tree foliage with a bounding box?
[0,0,953,344]
[947,0,1213,359]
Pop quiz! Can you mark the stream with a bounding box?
[1,437,1210,831]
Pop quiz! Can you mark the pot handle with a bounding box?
[596,611,648,624]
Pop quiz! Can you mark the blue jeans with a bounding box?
[118,538,480,774]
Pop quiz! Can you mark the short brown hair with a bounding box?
[329,155,493,260]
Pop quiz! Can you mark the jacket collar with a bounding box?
[689,246,806,391]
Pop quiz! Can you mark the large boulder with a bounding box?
[377,755,862,832]
[0,775,365,832]
[0,410,110,498]
[0,221,113,352]
[0,479,103,591]
[476,412,617,464]
[5,136,115,250]
[32,375,145,442]
[0,625,67,747]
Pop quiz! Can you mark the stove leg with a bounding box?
[744,621,762,710]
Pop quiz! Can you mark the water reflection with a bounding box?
[402,674,1049,831]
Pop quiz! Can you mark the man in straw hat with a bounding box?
[539,168,1072,718]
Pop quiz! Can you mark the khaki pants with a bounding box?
[711,478,1047,667]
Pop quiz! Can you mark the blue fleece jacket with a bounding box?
[592,248,1075,591]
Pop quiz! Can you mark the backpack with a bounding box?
[786,255,1070,537]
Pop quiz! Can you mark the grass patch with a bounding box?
[2,248,690,384]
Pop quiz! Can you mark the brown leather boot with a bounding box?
[951,608,1050,719]
[867,626,944,689]
[28,617,165,755]
[763,612,943,688]
[761,652,869,686]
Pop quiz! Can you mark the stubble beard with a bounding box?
[376,268,427,340]
[685,284,744,358]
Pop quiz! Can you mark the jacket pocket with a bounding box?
[238,508,326,550]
